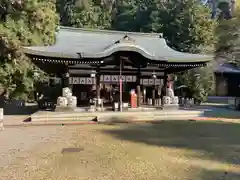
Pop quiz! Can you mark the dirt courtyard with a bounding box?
[0,120,240,180]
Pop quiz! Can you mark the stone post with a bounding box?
[143,86,146,104]
[0,108,3,131]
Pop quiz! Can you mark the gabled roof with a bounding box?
[22,26,213,63]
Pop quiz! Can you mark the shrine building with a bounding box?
[22,26,213,108]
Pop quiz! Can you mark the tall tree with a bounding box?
[56,0,111,29]
[112,0,216,101]
[160,0,216,102]
[147,0,216,52]
[215,0,240,65]
[111,0,138,31]
[149,0,216,101]
[112,0,216,52]
[0,0,59,100]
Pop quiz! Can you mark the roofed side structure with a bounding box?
[214,63,240,74]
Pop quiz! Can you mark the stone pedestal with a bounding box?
[55,106,77,112]
[89,105,96,112]
[162,104,179,110]
[171,96,179,104]
[162,87,179,109]
[163,96,171,105]
[67,96,77,107]
[56,87,77,112]
[57,97,68,107]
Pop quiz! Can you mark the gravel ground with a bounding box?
[0,121,240,180]
[0,125,72,180]
[0,126,59,167]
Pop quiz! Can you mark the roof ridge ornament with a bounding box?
[115,35,136,44]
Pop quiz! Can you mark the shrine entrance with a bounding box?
[23,26,212,111]
[69,74,164,107]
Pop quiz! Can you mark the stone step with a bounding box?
[97,110,202,117]
[31,112,97,122]
[4,120,98,127]
[31,110,203,122]
[31,116,96,122]
[97,114,201,122]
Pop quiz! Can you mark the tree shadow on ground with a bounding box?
[102,120,240,166]
[199,168,240,180]
[191,105,240,119]
[102,120,240,179]
[3,105,38,115]
[203,107,240,119]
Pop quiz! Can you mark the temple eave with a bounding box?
[22,47,79,59]
[23,48,211,66]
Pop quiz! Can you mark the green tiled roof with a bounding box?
[22,26,213,63]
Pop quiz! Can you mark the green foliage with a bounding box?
[151,0,216,101]
[150,0,216,53]
[56,0,111,29]
[0,0,219,102]
[0,0,23,22]
[111,0,216,52]
[176,65,215,102]
[110,0,216,102]
[0,0,58,101]
[215,7,240,66]
[111,0,136,31]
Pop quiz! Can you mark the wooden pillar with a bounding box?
[119,57,123,112]
[161,74,168,106]
[137,66,141,107]
[152,85,155,106]
[96,67,101,106]
[62,65,70,88]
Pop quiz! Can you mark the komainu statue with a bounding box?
[163,83,179,106]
